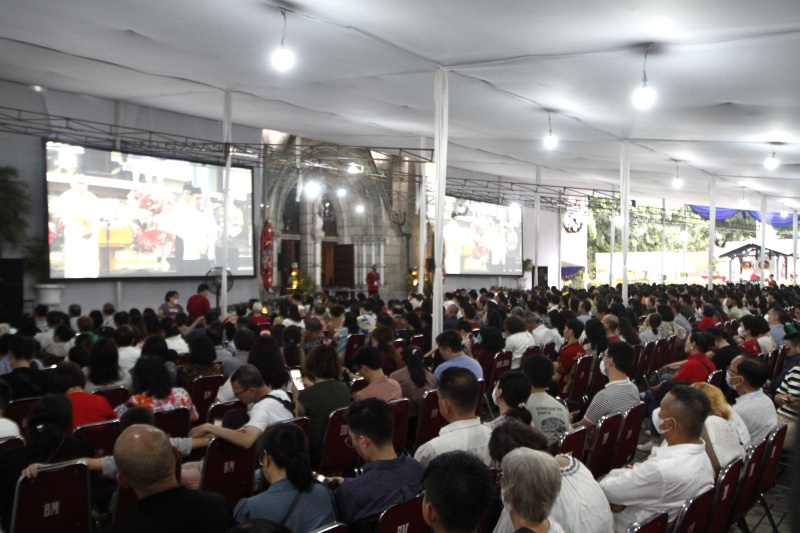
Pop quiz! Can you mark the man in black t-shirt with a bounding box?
[0,336,49,400]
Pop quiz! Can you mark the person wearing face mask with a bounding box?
[570,342,639,434]
[487,370,534,430]
[600,385,715,533]
[771,332,800,398]
[157,290,183,318]
[774,333,800,450]
[734,315,762,356]
[728,354,777,443]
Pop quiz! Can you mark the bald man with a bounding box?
[107,425,234,533]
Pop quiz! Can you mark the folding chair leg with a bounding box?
[759,496,779,533]
[736,516,752,533]
[483,393,494,419]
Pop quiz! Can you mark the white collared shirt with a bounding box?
[505,331,533,369]
[600,441,714,532]
[531,325,563,351]
[117,345,142,372]
[413,418,492,470]
[733,389,777,443]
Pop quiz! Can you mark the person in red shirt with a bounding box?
[697,303,719,330]
[50,361,117,429]
[186,283,212,319]
[554,319,587,395]
[366,264,380,295]
[602,314,622,344]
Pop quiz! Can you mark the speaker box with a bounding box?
[278,253,290,272]
[425,258,435,273]
[0,259,24,327]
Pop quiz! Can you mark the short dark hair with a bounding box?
[303,344,342,380]
[197,283,210,293]
[305,317,322,333]
[735,354,770,389]
[233,328,256,352]
[68,304,81,317]
[565,318,584,338]
[667,385,710,439]
[520,354,555,388]
[784,332,800,347]
[607,341,634,372]
[131,356,172,399]
[8,335,36,361]
[438,367,479,414]
[353,346,383,371]
[189,335,216,365]
[50,361,87,393]
[435,329,463,352]
[504,316,526,335]
[346,398,393,447]
[424,451,493,533]
[113,325,135,348]
[231,364,266,390]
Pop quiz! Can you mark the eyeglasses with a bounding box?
[232,387,247,398]
[344,437,353,448]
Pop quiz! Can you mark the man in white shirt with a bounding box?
[600,385,715,532]
[728,354,778,443]
[189,364,293,448]
[114,326,141,372]
[33,310,62,350]
[521,354,570,446]
[414,367,492,470]
[503,316,533,370]
[526,312,562,352]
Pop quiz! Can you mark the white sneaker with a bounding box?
[637,441,656,453]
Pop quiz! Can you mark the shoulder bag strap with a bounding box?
[278,489,304,526]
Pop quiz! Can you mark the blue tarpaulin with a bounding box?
[688,205,798,228]
[688,205,741,221]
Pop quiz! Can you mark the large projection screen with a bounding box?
[442,196,523,276]
[45,141,255,280]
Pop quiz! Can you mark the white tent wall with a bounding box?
[0,80,265,313]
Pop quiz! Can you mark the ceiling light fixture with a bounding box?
[738,188,747,209]
[632,45,656,109]
[337,188,347,198]
[672,161,683,189]
[355,204,365,214]
[271,9,295,71]
[543,111,558,150]
[780,205,788,218]
[347,162,363,174]
[31,85,43,93]
[304,180,320,199]
[764,151,780,170]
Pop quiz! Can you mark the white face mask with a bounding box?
[599,359,608,376]
[172,299,179,305]
[737,326,745,337]
[651,407,673,435]
[722,303,729,313]
[725,372,738,389]
[491,386,500,406]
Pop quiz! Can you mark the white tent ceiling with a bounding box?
[1,0,799,210]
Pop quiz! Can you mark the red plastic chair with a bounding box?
[10,461,91,533]
[393,338,407,352]
[555,426,586,459]
[74,419,121,459]
[176,352,191,366]
[706,369,724,388]
[521,345,540,362]
[350,377,369,397]
[671,488,714,533]
[0,436,24,457]
[664,335,678,366]
[612,402,644,468]
[772,346,788,378]
[410,335,424,349]
[706,457,743,533]
[388,399,410,455]
[627,345,643,381]
[542,342,556,360]
[651,338,669,374]
[484,351,512,417]
[191,374,226,424]
[6,396,40,435]
[589,356,608,396]
[344,334,366,369]
[153,407,191,437]
[754,423,788,532]
[284,416,311,443]
[377,494,426,533]
[565,356,593,401]
[92,386,130,409]
[584,412,623,478]
[476,379,485,418]
[728,438,768,531]
[207,400,248,423]
[625,512,668,533]
[199,437,256,506]
[317,406,359,475]
[636,342,656,383]
[413,389,447,451]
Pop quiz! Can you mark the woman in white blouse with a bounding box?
[692,382,746,473]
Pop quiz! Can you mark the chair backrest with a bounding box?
[176,352,191,366]
[284,416,311,443]
[628,344,643,381]
[706,457,743,533]
[92,386,130,409]
[6,396,40,434]
[772,346,788,378]
[309,522,349,533]
[651,338,669,371]
[0,436,24,457]
[350,377,369,396]
[584,412,623,478]
[388,399,410,455]
[377,494,426,533]
[10,461,91,533]
[74,419,121,458]
[393,338,406,352]
[556,426,586,460]
[613,402,645,468]
[317,406,359,475]
[488,351,513,391]
[706,369,724,388]
[756,423,787,497]
[728,438,768,529]
[637,342,656,382]
[153,407,191,437]
[200,437,256,506]
[207,400,248,423]
[476,379,485,417]
[191,374,226,422]
[344,334,366,368]
[566,355,593,401]
[414,389,447,450]
[671,488,714,533]
[665,335,678,365]
[542,342,557,360]
[522,345,540,362]
[410,335,424,349]
[589,356,609,396]
[625,511,668,533]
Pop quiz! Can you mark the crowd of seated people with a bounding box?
[0,280,797,532]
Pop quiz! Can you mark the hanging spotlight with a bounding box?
[355,204,365,214]
[672,161,683,189]
[632,45,656,109]
[304,180,320,199]
[764,151,780,170]
[337,188,347,198]
[780,206,788,218]
[347,162,363,174]
[738,188,747,209]
[271,9,295,71]
[543,111,558,149]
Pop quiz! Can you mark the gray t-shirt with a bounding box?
[525,392,570,446]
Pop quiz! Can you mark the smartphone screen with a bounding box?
[291,369,304,390]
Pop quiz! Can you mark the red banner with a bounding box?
[260,221,274,290]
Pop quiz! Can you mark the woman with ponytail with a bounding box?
[488,370,534,430]
[369,326,404,373]
[390,346,437,426]
[0,394,94,532]
[233,423,336,533]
